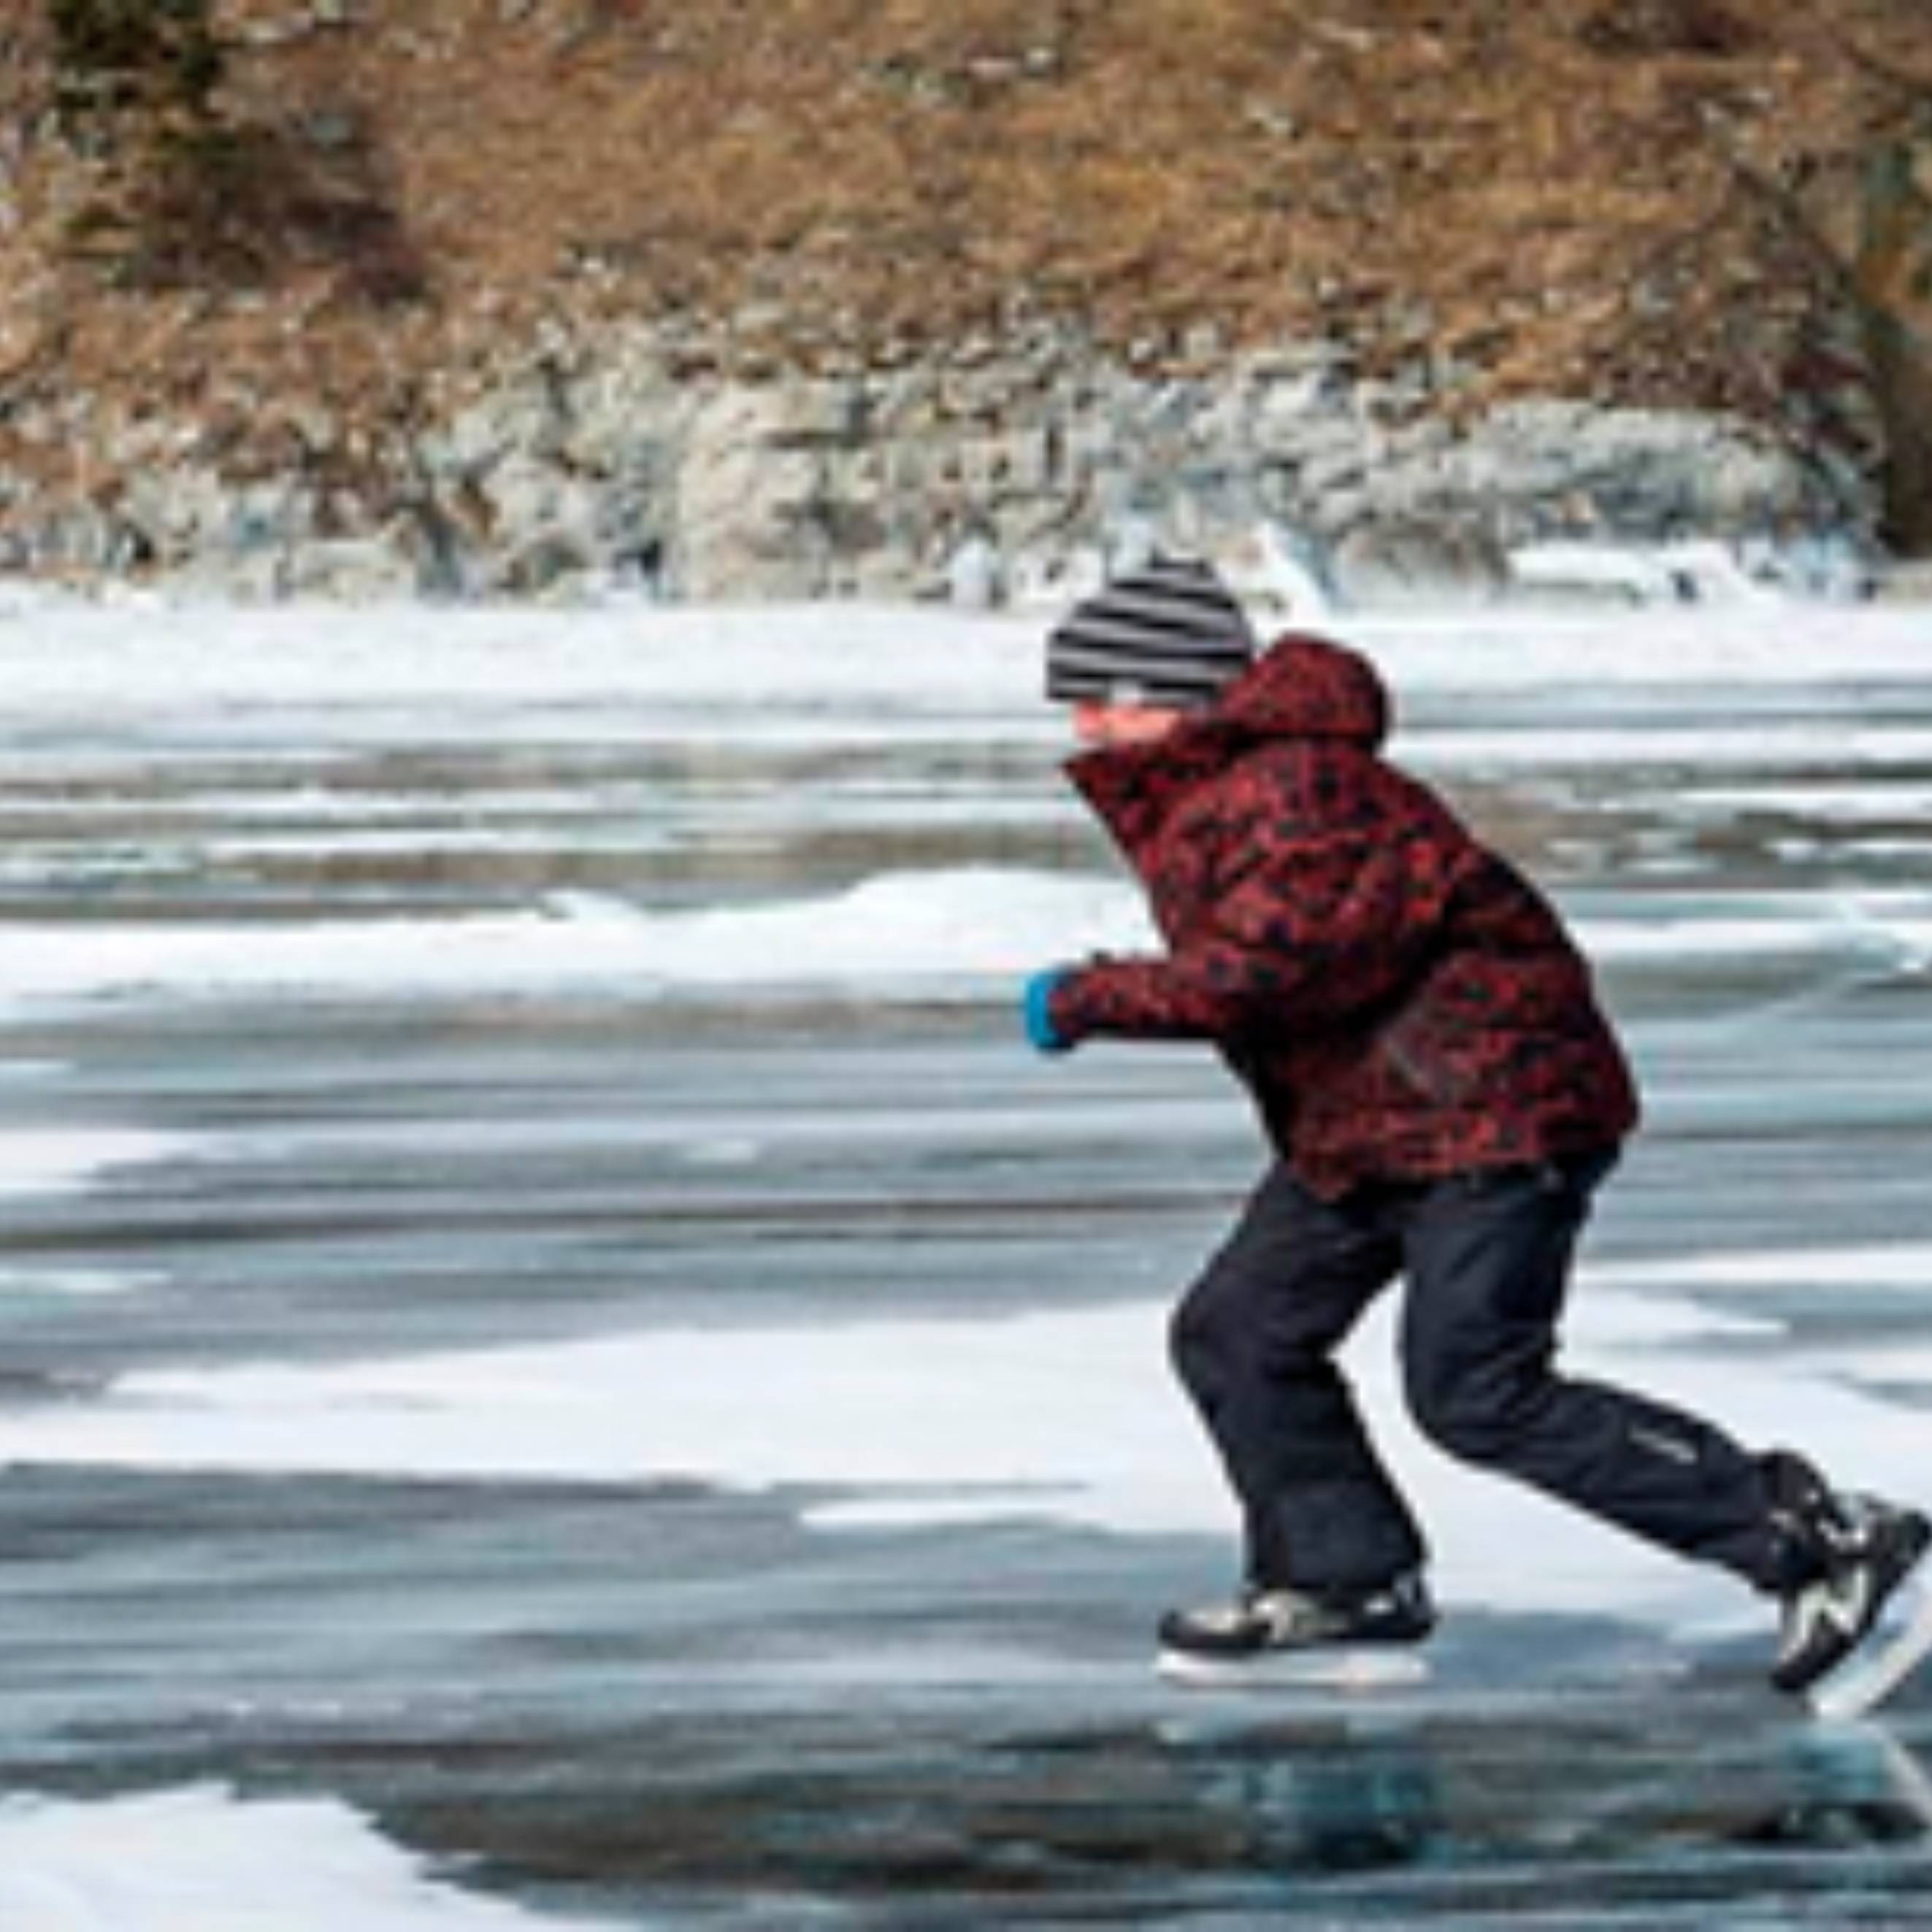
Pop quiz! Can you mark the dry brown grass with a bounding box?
[1,0,1928,496]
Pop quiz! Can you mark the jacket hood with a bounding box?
[1065,631,1392,860]
[1204,633,1390,750]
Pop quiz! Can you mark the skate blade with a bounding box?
[1810,1560,1932,1723]
[1157,1645,1431,1693]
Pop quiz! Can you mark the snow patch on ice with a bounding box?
[0,1267,149,1300]
[0,870,1153,1018]
[1597,1243,1932,1292]
[1506,539,1796,606]
[0,875,1927,1020]
[0,1130,178,1199]
[0,1785,624,1931]
[0,1279,1922,1629]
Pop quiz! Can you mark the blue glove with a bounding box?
[1023,967,1078,1054]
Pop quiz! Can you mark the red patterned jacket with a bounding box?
[1049,633,1639,1197]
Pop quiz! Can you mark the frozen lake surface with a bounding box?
[1,599,1931,1925]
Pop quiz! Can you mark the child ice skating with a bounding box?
[1023,556,1929,1707]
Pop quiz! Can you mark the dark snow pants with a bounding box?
[1169,1152,1787,1595]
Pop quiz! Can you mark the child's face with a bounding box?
[1072,700,1186,751]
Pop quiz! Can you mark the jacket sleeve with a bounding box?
[1052,773,1462,1046]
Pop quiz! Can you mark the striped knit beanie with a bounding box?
[1045,557,1257,709]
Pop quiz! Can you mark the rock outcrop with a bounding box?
[0,323,1872,606]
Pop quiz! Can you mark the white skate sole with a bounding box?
[1157,1644,1432,1693]
[1808,1560,1932,1722]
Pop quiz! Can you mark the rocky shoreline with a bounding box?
[0,322,1891,610]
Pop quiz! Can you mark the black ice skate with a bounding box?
[1157,1572,1435,1690]
[1765,1452,1932,1717]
